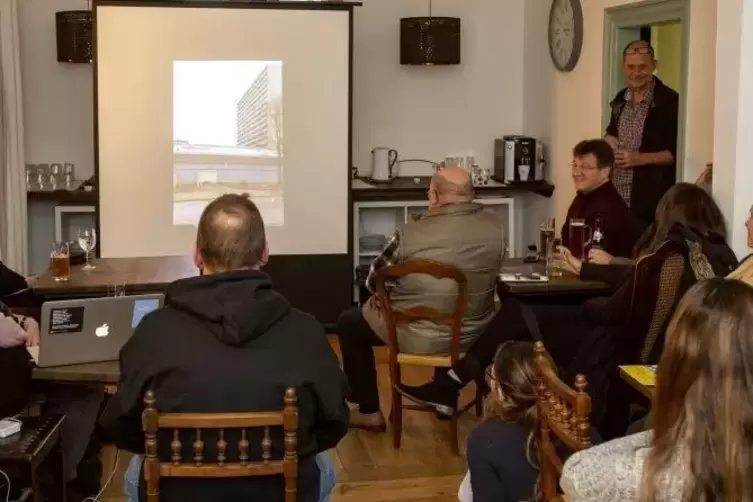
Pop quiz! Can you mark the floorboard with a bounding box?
[98,337,480,501]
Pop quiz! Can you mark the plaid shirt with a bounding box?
[365,231,401,293]
[613,78,655,207]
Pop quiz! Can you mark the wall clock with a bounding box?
[548,0,584,72]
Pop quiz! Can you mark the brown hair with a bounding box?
[572,139,615,169]
[641,278,753,501]
[486,342,542,469]
[635,183,727,257]
[196,193,266,271]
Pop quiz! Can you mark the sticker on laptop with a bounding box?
[49,307,85,335]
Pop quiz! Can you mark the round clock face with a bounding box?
[548,0,584,72]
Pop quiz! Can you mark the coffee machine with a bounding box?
[493,136,546,183]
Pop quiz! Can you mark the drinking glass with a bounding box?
[51,241,71,282]
[107,283,126,297]
[539,218,555,261]
[546,237,563,278]
[568,218,592,260]
[78,228,97,271]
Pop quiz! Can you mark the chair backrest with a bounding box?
[626,240,686,364]
[141,388,298,502]
[374,259,467,361]
[533,342,591,502]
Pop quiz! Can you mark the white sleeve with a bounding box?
[458,470,473,502]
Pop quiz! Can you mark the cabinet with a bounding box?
[353,197,515,301]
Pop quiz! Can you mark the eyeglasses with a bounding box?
[569,161,599,172]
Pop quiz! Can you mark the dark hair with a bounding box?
[635,183,727,256]
[623,40,656,59]
[196,193,266,270]
[572,139,615,169]
[641,278,753,501]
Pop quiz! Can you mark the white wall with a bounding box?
[547,0,718,228]
[20,0,94,181]
[713,0,753,256]
[353,0,525,178]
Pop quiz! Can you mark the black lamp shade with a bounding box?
[400,17,461,66]
[56,11,93,63]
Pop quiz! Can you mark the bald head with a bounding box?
[430,166,474,206]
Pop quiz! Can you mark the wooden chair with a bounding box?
[141,388,298,502]
[533,341,591,502]
[375,259,484,455]
[625,240,686,364]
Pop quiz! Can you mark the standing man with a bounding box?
[605,40,679,233]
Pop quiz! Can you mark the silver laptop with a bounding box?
[34,294,164,367]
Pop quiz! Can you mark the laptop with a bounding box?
[33,294,164,368]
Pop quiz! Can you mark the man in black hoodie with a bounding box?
[99,194,349,501]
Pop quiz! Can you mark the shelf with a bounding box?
[352,177,554,201]
[27,190,97,205]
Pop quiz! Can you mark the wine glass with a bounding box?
[78,228,97,271]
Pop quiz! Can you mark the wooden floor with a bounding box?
[99,338,481,501]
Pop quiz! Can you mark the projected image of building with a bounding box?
[236,63,283,153]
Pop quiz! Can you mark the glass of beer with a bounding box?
[51,241,71,282]
[539,218,555,261]
[568,218,592,260]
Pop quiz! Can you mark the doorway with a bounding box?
[602,0,690,180]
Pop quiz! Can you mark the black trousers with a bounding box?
[336,306,385,414]
[452,297,591,385]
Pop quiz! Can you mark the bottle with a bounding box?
[591,214,605,251]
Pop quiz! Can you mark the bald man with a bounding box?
[337,167,506,430]
[605,40,679,233]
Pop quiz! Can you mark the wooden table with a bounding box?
[501,260,610,298]
[30,255,197,299]
[32,361,120,394]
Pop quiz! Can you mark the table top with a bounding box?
[0,415,64,463]
[30,255,197,296]
[32,360,121,385]
[619,366,655,400]
[502,260,610,296]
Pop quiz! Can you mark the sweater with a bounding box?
[561,431,686,501]
[561,181,638,259]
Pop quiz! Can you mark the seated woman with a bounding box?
[459,342,541,502]
[395,184,738,427]
[561,278,753,501]
[727,203,753,285]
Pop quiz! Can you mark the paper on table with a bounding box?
[620,365,657,386]
[27,345,39,364]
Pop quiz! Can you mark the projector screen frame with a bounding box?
[91,0,361,326]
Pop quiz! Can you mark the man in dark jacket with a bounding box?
[99,194,349,502]
[605,40,679,233]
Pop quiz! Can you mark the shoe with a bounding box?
[395,380,459,417]
[349,408,387,432]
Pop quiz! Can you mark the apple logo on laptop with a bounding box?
[95,323,110,338]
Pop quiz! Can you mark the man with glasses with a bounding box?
[605,40,679,233]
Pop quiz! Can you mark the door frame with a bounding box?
[602,0,691,179]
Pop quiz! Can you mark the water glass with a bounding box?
[78,228,97,270]
[51,241,71,282]
[546,237,563,278]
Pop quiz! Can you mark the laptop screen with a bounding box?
[131,298,161,328]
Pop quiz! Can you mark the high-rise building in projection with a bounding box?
[236,63,282,151]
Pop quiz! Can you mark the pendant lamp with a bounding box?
[56,10,93,63]
[400,0,461,66]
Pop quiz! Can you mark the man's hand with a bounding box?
[0,314,28,348]
[587,249,614,265]
[614,149,644,168]
[22,317,40,347]
[554,246,583,276]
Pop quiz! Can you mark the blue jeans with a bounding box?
[125,451,336,502]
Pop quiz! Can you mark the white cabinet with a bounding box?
[353,197,515,301]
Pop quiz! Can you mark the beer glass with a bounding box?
[51,241,71,282]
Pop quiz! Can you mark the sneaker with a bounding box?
[349,408,387,432]
[395,380,459,417]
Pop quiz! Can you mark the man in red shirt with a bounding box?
[561,139,638,259]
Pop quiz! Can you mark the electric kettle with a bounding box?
[371,147,398,182]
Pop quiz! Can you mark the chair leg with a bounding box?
[391,367,403,450]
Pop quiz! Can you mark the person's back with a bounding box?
[100,195,349,502]
[362,167,504,354]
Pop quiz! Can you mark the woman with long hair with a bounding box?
[459,341,541,502]
[561,278,753,501]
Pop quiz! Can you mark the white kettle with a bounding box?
[371,147,398,182]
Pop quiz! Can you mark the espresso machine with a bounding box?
[493,136,546,183]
